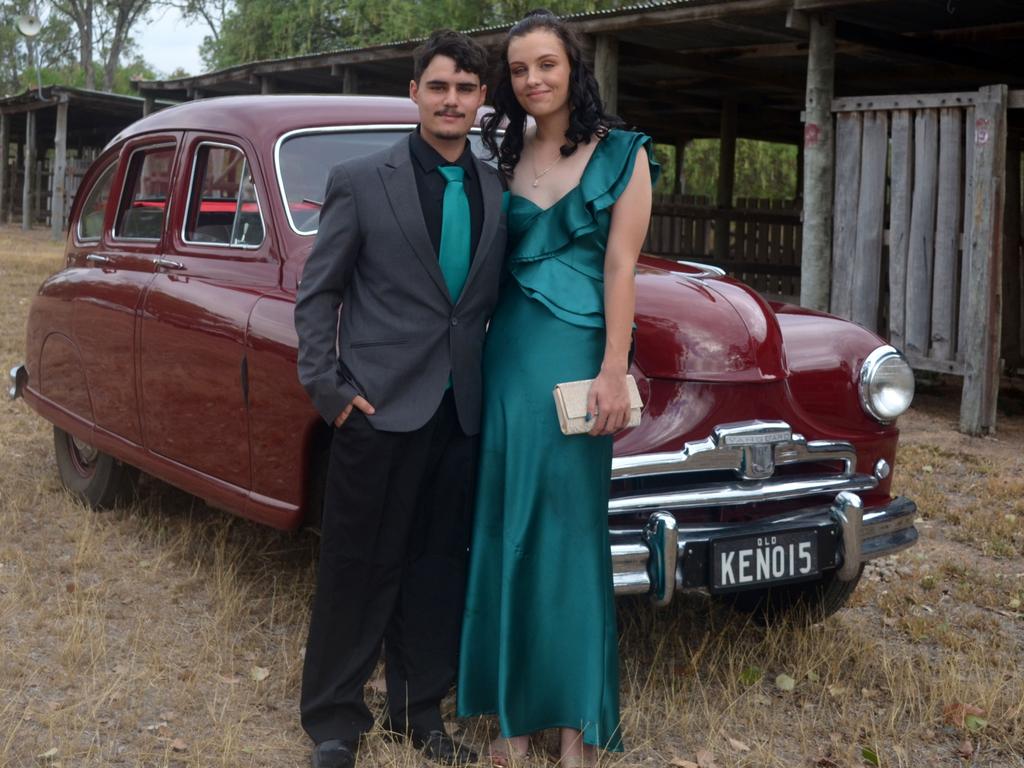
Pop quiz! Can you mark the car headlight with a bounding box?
[859,345,915,422]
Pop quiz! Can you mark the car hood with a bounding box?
[633,258,787,382]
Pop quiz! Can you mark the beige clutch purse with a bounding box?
[552,376,643,436]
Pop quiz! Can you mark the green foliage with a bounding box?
[682,138,798,202]
[205,0,632,71]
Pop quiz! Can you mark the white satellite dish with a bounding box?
[16,14,43,37]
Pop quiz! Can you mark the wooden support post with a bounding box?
[343,67,358,94]
[960,84,1007,435]
[22,110,35,231]
[260,76,275,95]
[51,100,69,240]
[143,95,155,116]
[715,96,737,262]
[674,140,686,195]
[594,34,619,115]
[8,143,19,224]
[1001,133,1021,369]
[799,13,835,311]
[0,113,7,224]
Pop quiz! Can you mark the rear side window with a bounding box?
[114,145,175,241]
[77,163,115,241]
[184,143,265,248]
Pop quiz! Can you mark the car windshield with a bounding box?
[277,128,490,234]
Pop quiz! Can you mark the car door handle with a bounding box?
[85,254,111,265]
[153,258,185,271]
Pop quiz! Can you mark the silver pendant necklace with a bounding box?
[532,150,563,187]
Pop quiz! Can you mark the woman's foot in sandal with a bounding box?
[487,735,530,766]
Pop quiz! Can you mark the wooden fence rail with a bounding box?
[645,194,802,298]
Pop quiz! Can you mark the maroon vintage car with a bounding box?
[10,94,917,619]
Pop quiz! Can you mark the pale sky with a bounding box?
[136,7,209,78]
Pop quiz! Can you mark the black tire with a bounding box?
[714,565,865,624]
[53,426,138,508]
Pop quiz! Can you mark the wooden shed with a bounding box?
[0,86,173,238]
[135,1,1024,432]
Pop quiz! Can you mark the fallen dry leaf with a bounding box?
[776,673,796,692]
[217,674,241,685]
[956,737,974,758]
[170,738,188,752]
[249,666,270,682]
[943,702,986,728]
[367,675,387,693]
[814,758,840,768]
[695,748,717,767]
[37,747,58,759]
[669,757,698,768]
[727,737,750,752]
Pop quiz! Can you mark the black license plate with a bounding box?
[711,530,820,591]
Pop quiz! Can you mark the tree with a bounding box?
[1,0,79,96]
[203,0,633,71]
[47,0,153,90]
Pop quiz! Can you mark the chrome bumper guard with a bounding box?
[610,492,918,601]
[8,364,27,400]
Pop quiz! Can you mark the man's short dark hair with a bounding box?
[412,30,489,83]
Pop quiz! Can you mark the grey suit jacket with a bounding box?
[294,135,507,435]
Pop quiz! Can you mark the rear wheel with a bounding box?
[53,426,138,508]
[714,566,864,624]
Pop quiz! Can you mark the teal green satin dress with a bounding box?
[457,130,659,751]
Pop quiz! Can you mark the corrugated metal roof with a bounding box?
[136,0,710,87]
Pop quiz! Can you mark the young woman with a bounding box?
[457,10,658,766]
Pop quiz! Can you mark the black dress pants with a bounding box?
[300,390,478,744]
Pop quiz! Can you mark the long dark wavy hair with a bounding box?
[481,9,623,177]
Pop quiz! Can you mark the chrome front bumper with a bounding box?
[610,492,918,603]
[9,364,26,400]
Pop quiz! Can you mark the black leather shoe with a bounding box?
[411,729,478,766]
[311,738,358,768]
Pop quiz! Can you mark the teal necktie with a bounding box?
[437,165,471,303]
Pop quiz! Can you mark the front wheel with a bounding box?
[713,565,864,624]
[53,426,138,508]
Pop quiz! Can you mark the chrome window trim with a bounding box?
[74,162,117,245]
[858,345,912,423]
[274,124,487,236]
[182,140,266,250]
[275,124,416,236]
[112,142,177,243]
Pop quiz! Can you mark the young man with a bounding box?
[294,30,505,768]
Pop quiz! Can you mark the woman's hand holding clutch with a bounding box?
[586,369,632,436]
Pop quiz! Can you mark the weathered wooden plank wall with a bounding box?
[831,85,1018,434]
[887,110,912,353]
[852,111,888,332]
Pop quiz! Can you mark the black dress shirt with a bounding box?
[409,127,484,260]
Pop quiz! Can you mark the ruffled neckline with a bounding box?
[507,134,609,214]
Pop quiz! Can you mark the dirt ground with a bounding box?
[1,226,1022,767]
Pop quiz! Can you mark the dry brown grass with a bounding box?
[1,225,1022,767]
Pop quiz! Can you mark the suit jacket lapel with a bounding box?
[457,157,503,306]
[379,139,453,303]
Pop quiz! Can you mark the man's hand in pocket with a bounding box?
[334,395,376,428]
